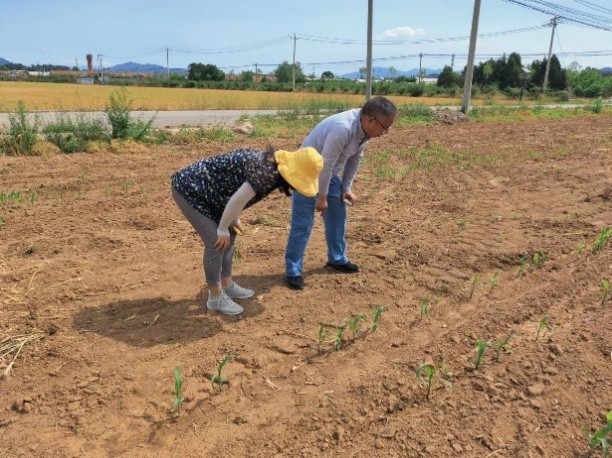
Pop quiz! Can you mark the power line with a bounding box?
[502,0,612,31]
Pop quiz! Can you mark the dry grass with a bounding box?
[1,330,46,378]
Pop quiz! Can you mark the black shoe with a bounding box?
[286,275,304,290]
[325,261,360,273]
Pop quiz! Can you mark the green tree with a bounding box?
[505,52,524,88]
[437,65,458,87]
[274,61,306,83]
[529,55,566,90]
[321,71,334,80]
[241,70,255,82]
[188,63,225,81]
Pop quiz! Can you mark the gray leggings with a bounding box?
[172,188,236,285]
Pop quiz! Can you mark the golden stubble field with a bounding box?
[0,84,611,457]
[0,81,573,112]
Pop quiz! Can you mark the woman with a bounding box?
[172,145,323,315]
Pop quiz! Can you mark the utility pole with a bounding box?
[543,17,558,92]
[75,58,79,71]
[451,54,455,70]
[97,54,105,84]
[419,53,423,83]
[292,33,297,91]
[365,0,373,101]
[461,0,482,114]
[166,47,170,79]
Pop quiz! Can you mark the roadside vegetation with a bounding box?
[0,87,610,156]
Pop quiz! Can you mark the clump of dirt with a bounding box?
[1,115,611,457]
[430,108,471,124]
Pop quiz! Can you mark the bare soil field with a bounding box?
[1,115,611,457]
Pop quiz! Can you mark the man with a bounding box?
[285,96,398,290]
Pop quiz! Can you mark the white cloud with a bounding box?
[379,26,425,40]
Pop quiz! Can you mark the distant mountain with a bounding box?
[106,61,187,75]
[0,57,12,66]
[339,66,443,80]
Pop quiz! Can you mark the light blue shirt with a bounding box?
[301,109,367,196]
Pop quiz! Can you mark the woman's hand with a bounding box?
[214,235,231,251]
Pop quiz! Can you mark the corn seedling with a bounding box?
[371,305,384,332]
[536,315,552,339]
[8,190,23,204]
[468,339,491,369]
[28,191,37,205]
[530,251,549,269]
[578,242,585,255]
[490,272,499,290]
[457,219,467,229]
[347,314,365,340]
[317,324,328,353]
[469,273,480,300]
[172,366,185,413]
[593,227,612,253]
[601,279,610,306]
[211,353,233,392]
[587,410,612,457]
[415,363,437,400]
[419,297,430,321]
[333,324,347,351]
[494,334,513,361]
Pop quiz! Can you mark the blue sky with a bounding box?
[1,0,611,75]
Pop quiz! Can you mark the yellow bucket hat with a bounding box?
[275,147,323,197]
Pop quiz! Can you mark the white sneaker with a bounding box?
[207,292,244,315]
[223,281,255,299]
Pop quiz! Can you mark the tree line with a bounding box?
[2,53,611,98]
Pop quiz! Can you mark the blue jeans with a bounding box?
[285,176,348,277]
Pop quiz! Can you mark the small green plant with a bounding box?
[419,297,430,321]
[602,279,610,306]
[317,324,328,353]
[469,273,480,300]
[333,324,347,351]
[2,101,39,156]
[578,242,585,255]
[536,315,552,339]
[530,251,549,269]
[457,219,467,229]
[468,339,491,369]
[415,363,437,400]
[490,272,499,290]
[587,410,612,457]
[593,227,612,253]
[590,97,604,114]
[371,305,384,332]
[8,190,23,204]
[211,353,233,392]
[494,334,513,361]
[347,314,365,340]
[28,191,37,205]
[105,87,155,140]
[172,366,185,413]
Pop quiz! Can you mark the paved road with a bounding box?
[0,110,282,129]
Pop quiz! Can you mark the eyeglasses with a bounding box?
[371,116,392,133]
